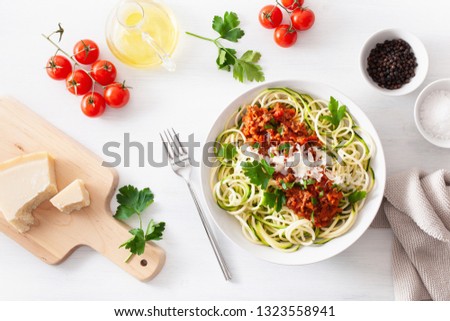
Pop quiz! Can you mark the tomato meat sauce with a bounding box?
[240,103,343,228]
[241,103,320,153]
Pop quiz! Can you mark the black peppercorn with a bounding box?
[366,39,417,90]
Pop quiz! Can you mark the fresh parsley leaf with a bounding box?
[241,159,275,189]
[217,143,237,160]
[269,118,278,126]
[322,96,347,129]
[260,159,275,174]
[302,179,316,189]
[281,180,296,190]
[212,12,245,42]
[114,185,166,262]
[262,192,276,207]
[119,228,146,255]
[311,197,319,206]
[319,191,324,198]
[119,221,166,257]
[216,48,237,71]
[262,189,286,212]
[264,124,274,130]
[348,191,367,204]
[275,191,286,212]
[114,185,154,220]
[233,50,265,83]
[277,126,284,135]
[253,142,260,149]
[310,211,315,224]
[278,142,291,153]
[145,220,166,241]
[186,12,264,83]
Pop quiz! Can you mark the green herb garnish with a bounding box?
[280,180,296,190]
[311,197,319,206]
[114,185,166,262]
[322,96,347,129]
[217,143,237,160]
[348,191,367,204]
[241,159,275,189]
[278,142,291,153]
[186,12,265,83]
[302,179,316,189]
[262,189,286,212]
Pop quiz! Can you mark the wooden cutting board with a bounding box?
[0,97,165,281]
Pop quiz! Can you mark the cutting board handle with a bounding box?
[83,211,166,282]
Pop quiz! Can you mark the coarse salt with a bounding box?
[419,90,450,139]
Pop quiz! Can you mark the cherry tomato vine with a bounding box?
[258,0,315,48]
[43,23,130,118]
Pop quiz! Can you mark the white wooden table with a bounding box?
[1,0,449,300]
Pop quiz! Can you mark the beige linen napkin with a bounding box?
[372,169,450,301]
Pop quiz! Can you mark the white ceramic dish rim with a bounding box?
[200,80,387,265]
[359,28,429,96]
[414,78,450,148]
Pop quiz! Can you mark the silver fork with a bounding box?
[160,129,232,281]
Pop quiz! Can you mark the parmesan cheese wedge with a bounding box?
[50,179,90,214]
[0,152,58,233]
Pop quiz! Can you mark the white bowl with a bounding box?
[414,78,450,148]
[200,80,386,265]
[359,28,429,96]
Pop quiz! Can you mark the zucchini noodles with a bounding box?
[211,88,375,252]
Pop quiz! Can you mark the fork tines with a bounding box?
[160,128,188,159]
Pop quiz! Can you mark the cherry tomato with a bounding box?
[46,55,72,80]
[259,5,283,29]
[291,8,315,31]
[274,24,298,48]
[73,39,100,65]
[104,82,130,108]
[81,92,106,117]
[281,0,304,11]
[66,70,93,96]
[91,60,117,86]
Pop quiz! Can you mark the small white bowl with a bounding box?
[414,78,450,148]
[360,28,429,96]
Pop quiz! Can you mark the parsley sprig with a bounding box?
[114,185,166,263]
[263,189,286,212]
[322,96,347,129]
[348,191,367,204]
[186,12,265,83]
[216,143,237,160]
[241,159,275,189]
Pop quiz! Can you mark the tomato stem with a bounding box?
[47,23,65,42]
[42,34,76,64]
[276,0,293,14]
[42,30,98,88]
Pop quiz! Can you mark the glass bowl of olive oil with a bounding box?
[106,0,178,70]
